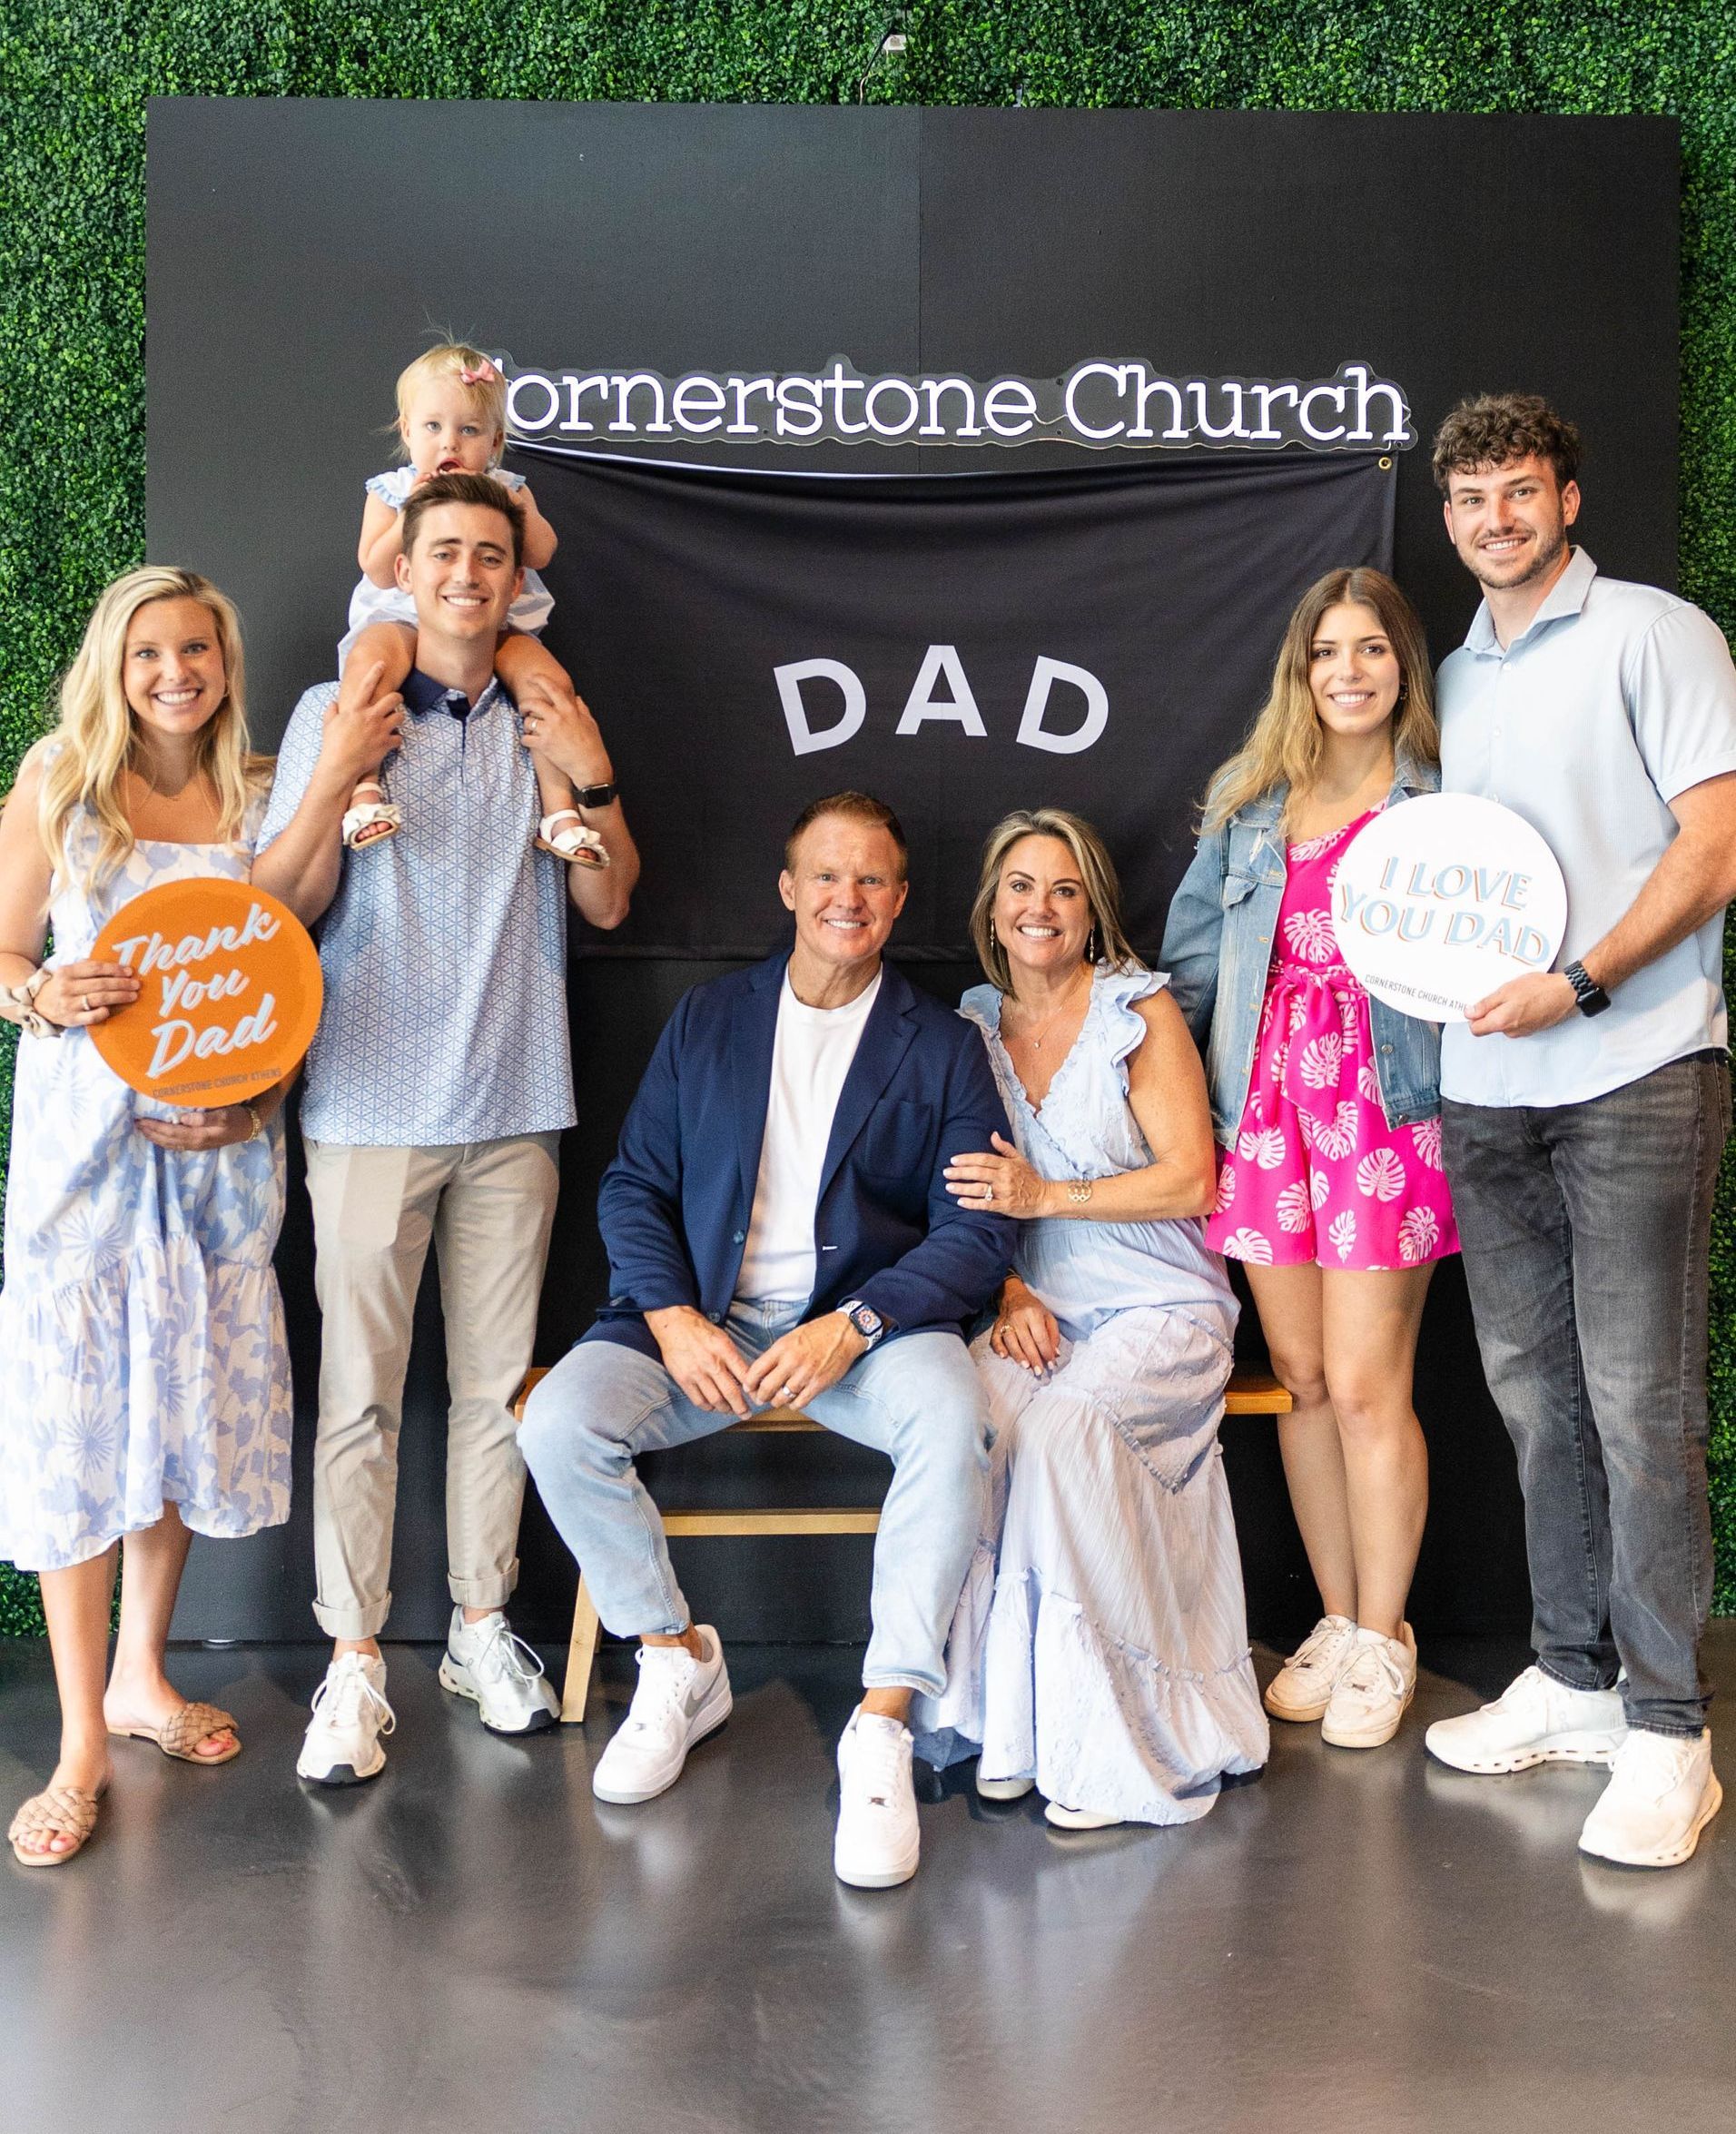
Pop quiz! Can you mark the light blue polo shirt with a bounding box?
[259,669,577,1145]
[1437,548,1736,1108]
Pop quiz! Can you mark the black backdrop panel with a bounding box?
[145,101,1675,1643]
[526,449,1394,955]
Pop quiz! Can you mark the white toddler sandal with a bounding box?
[537,809,610,868]
[342,780,402,850]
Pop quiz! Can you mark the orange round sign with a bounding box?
[89,878,322,1108]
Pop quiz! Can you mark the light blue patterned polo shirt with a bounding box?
[259,670,577,1146]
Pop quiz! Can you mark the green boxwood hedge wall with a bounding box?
[4,2,1735,1635]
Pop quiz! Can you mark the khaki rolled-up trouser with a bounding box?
[304,1134,560,1641]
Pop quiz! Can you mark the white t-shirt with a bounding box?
[735,968,883,1303]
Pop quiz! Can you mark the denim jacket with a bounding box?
[1159,751,1443,1142]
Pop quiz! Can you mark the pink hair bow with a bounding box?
[460,359,500,386]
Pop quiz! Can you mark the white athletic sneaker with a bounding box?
[1321,1624,1417,1749]
[297,1653,395,1786]
[1044,1801,1121,1830]
[834,1708,921,1889]
[591,1628,731,1805]
[439,1608,559,1734]
[1263,1614,1358,1722]
[1425,1665,1627,1775]
[1578,1728,1722,1868]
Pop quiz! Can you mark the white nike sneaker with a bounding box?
[297,1652,395,1786]
[439,1608,559,1734]
[1321,1624,1417,1749]
[1425,1665,1627,1775]
[1578,1728,1722,1868]
[592,1628,731,1805]
[834,1707,921,1889]
[1264,1615,1358,1722]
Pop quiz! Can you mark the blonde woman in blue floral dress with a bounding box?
[0,568,294,1864]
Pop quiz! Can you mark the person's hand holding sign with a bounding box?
[1465,971,1579,1038]
[28,959,141,1028]
[135,1103,271,1152]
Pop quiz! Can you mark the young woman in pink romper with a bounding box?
[1162,568,1458,1751]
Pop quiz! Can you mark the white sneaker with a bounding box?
[297,1653,395,1785]
[1579,1728,1722,1868]
[439,1608,559,1734]
[1322,1624,1417,1749]
[591,1628,731,1805]
[974,1767,1035,1802]
[1044,1801,1121,1830]
[1425,1665,1627,1775]
[834,1708,921,1889]
[1264,1614,1357,1722]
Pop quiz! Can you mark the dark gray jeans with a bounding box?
[1443,1052,1731,1737]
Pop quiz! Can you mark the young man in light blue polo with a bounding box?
[1425,393,1736,1867]
[255,472,639,1783]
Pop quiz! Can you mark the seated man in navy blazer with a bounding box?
[522,791,1012,1888]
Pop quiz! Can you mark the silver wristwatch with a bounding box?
[2,965,61,1040]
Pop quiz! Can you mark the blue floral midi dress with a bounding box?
[0,794,292,1573]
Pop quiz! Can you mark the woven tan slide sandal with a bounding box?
[8,1783,104,1867]
[107,1700,242,1765]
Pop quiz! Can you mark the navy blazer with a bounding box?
[587,953,1016,1357]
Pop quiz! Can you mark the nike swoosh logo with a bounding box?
[683,1676,714,1720]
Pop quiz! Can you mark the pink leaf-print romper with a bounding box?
[1205,812,1460,1273]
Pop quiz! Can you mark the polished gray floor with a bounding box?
[4,1628,1733,2134]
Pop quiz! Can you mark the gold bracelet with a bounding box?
[242,1102,263,1142]
[1065,1179,1093,1206]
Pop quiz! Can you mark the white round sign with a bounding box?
[1331,794,1568,1023]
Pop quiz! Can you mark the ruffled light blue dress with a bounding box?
[913,964,1268,1823]
[0,795,293,1573]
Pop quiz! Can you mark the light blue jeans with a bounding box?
[519,1300,992,1694]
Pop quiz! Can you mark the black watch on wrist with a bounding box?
[839,1299,888,1350]
[572,780,618,809]
[1563,960,1613,1017]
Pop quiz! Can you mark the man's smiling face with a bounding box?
[1443,452,1580,594]
[780,815,909,981]
[396,500,523,648]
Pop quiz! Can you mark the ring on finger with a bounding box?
[982,1186,994,1203]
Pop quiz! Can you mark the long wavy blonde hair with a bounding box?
[1201,568,1439,831]
[25,566,261,890]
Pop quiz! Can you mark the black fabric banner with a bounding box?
[525,448,1395,956]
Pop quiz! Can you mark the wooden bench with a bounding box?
[514,1364,1293,1721]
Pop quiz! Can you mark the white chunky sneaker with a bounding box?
[1578,1728,1722,1869]
[1322,1623,1417,1749]
[1425,1665,1627,1775]
[439,1608,559,1735]
[297,1653,395,1786]
[834,1708,921,1889]
[1264,1614,1358,1722]
[592,1628,731,1805]
[1044,1801,1121,1830]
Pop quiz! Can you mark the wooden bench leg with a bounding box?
[561,1575,600,1724]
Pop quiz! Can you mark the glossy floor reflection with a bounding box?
[3,1628,1733,2134]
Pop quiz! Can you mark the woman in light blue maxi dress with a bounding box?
[915,812,1267,1828]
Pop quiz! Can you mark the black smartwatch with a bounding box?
[839,1299,888,1350]
[1563,960,1613,1017]
[572,781,619,809]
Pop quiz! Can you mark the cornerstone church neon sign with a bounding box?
[504,358,1413,453]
